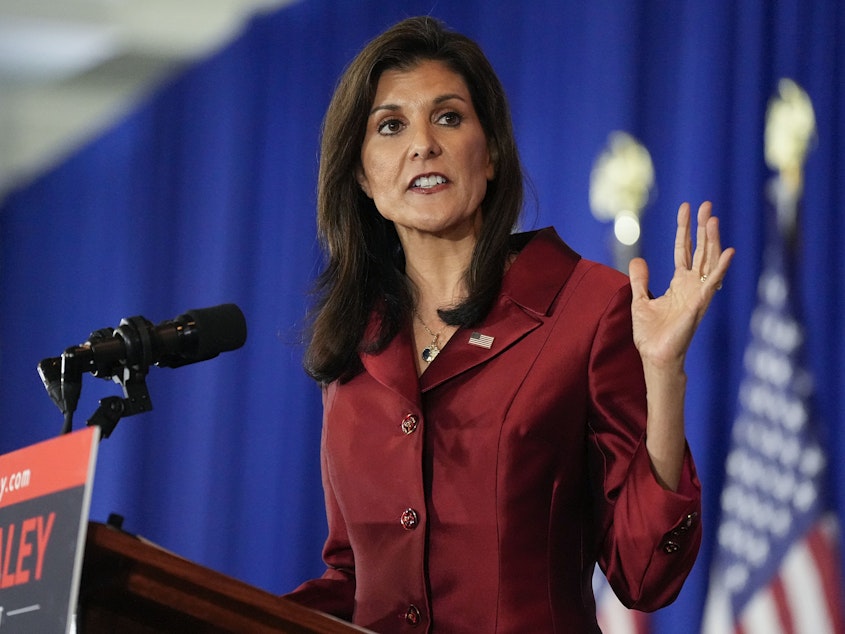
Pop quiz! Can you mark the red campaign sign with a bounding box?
[0,427,97,510]
[0,427,99,633]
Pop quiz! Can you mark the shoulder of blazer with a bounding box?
[502,227,582,316]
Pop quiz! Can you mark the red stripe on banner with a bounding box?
[806,522,845,633]
[770,575,796,634]
[0,427,98,508]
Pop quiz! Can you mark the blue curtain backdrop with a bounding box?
[0,0,842,630]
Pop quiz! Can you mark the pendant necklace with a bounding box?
[414,310,444,363]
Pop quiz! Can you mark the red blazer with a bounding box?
[287,228,702,633]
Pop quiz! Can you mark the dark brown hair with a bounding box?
[304,16,524,383]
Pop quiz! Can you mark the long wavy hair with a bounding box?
[304,16,524,383]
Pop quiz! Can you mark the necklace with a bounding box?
[413,310,444,363]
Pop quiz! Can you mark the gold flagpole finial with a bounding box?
[765,78,816,199]
[589,131,655,268]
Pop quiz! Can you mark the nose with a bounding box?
[409,125,441,159]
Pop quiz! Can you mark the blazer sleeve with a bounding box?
[586,282,702,611]
[282,386,357,620]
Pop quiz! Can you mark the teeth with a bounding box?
[413,175,447,188]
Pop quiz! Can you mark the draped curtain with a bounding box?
[1,1,842,630]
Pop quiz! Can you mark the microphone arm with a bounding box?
[55,316,156,437]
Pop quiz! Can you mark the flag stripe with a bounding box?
[593,567,649,634]
[741,587,783,634]
[596,594,648,634]
[806,520,845,633]
[783,530,834,633]
[719,518,845,634]
[770,576,795,634]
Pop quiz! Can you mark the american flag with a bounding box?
[702,204,845,633]
[594,569,650,634]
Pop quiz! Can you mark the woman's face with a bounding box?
[356,60,495,243]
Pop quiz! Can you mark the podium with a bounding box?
[78,521,372,633]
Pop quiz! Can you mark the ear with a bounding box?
[355,165,372,198]
[486,141,498,181]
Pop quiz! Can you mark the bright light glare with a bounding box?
[614,213,641,246]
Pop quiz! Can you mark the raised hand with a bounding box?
[628,201,735,371]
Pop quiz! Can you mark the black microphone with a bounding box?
[39,304,247,429]
[61,303,247,380]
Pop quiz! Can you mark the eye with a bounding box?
[376,118,404,135]
[436,111,463,126]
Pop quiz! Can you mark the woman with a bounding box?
[287,15,734,633]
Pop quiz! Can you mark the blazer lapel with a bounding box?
[419,299,540,391]
[420,228,581,392]
[360,323,422,409]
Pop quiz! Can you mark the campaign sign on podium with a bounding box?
[0,426,99,633]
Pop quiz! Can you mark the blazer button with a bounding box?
[662,540,680,554]
[400,508,419,530]
[404,604,421,626]
[401,414,419,435]
[672,511,699,536]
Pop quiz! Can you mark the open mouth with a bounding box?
[411,174,448,189]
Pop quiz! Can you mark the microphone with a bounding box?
[39,304,247,429]
[61,303,247,379]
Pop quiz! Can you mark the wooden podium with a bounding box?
[78,521,372,633]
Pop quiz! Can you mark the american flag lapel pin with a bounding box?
[468,331,494,349]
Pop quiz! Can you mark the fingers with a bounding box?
[673,202,692,270]
[696,202,734,290]
[711,245,736,286]
[698,248,735,295]
[628,257,650,301]
[652,200,734,294]
[670,200,733,292]
[690,201,713,273]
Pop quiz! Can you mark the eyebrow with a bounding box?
[368,93,468,116]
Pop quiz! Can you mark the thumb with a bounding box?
[628,257,650,301]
